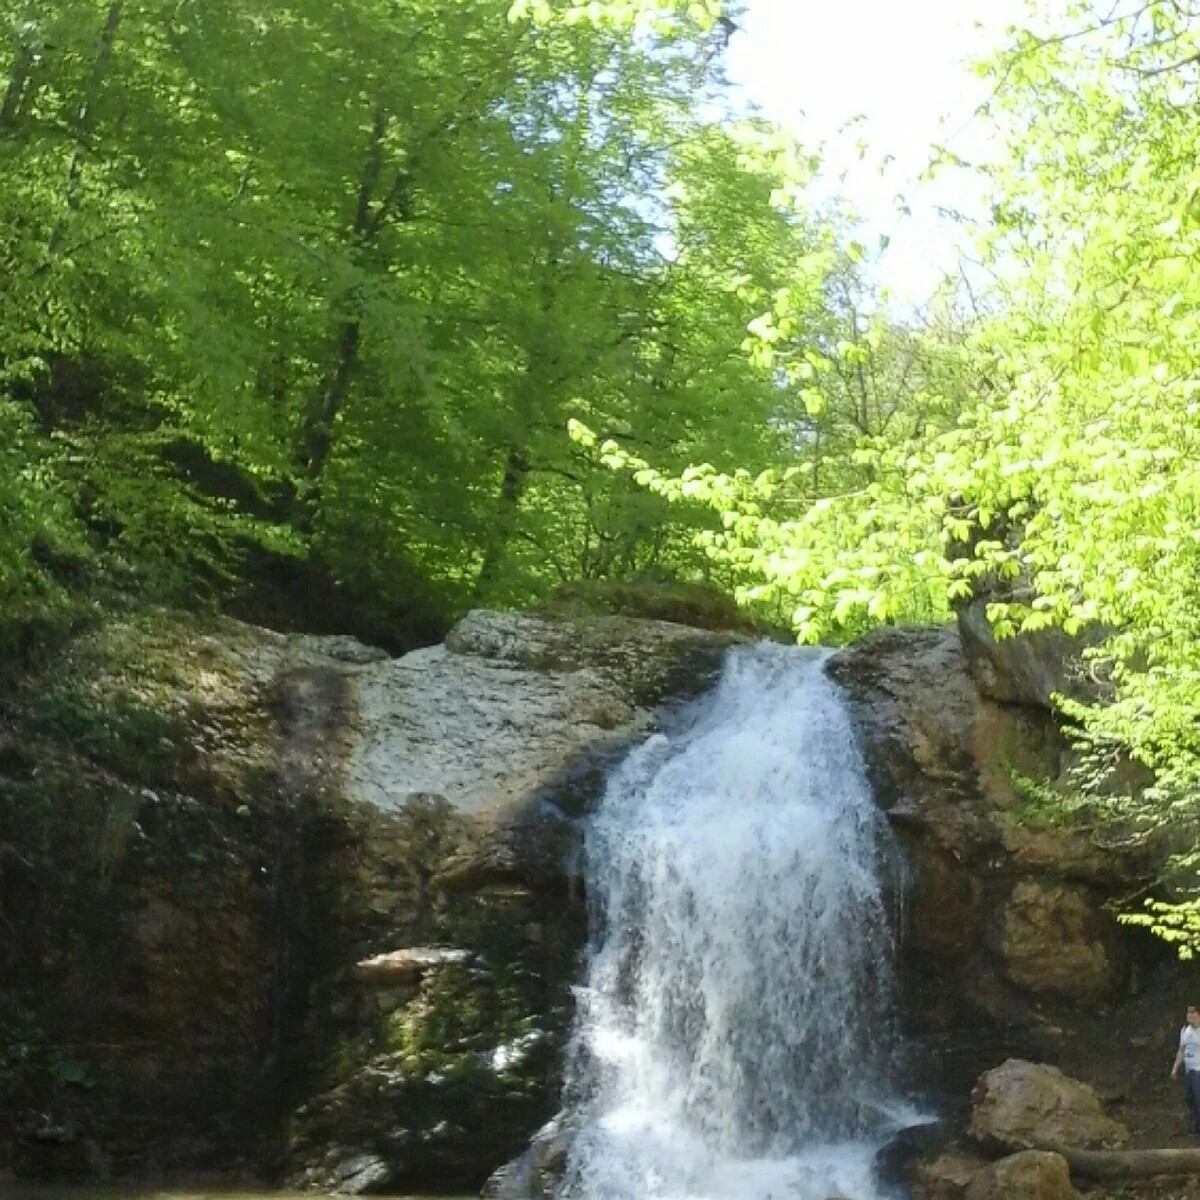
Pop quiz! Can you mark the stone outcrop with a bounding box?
[348,608,737,819]
[1000,882,1114,997]
[279,609,742,1190]
[969,1060,1129,1155]
[956,599,1109,709]
[827,625,1163,1113]
[0,606,740,1189]
[1,601,1179,1191]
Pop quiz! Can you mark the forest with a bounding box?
[2,0,1200,948]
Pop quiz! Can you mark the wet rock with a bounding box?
[330,1151,394,1194]
[969,1060,1129,1154]
[482,1113,574,1200]
[963,1150,1078,1200]
[875,1120,951,1190]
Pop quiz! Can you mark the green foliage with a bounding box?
[571,0,1200,954]
[1007,770,1079,829]
[0,0,845,633]
[1120,900,1200,960]
[26,689,180,776]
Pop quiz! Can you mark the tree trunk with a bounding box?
[472,446,530,600]
[0,43,33,135]
[49,3,123,254]
[298,106,394,525]
[1039,1144,1200,1180]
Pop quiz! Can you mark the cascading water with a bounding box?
[558,643,917,1200]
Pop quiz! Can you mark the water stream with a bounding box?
[559,643,918,1200]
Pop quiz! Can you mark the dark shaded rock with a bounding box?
[289,1043,556,1192]
[911,1150,990,1200]
[482,1113,574,1200]
[875,1120,951,1191]
[827,624,1163,1139]
[957,600,1108,710]
[330,1151,393,1194]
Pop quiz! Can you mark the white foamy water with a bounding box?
[559,644,914,1200]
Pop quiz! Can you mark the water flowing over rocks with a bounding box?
[558,645,907,1200]
[0,603,1189,1192]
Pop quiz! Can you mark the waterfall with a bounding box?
[558,643,915,1200]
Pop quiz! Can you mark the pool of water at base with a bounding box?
[3,1190,473,1199]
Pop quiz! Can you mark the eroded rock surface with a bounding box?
[827,625,1159,1114]
[0,606,740,1190]
[1,603,1180,1193]
[969,1060,1129,1154]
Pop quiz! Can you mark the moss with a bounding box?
[383,965,527,1071]
[539,578,762,633]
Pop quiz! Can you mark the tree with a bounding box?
[577,0,1200,952]
[2,0,861,644]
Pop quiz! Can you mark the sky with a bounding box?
[724,0,1034,306]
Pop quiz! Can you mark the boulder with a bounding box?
[1000,882,1116,1000]
[874,1120,951,1190]
[969,1060,1129,1154]
[350,947,472,987]
[329,1152,394,1194]
[482,1113,574,1199]
[911,1150,990,1200]
[963,1151,1078,1200]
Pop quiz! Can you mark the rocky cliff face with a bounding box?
[828,625,1189,1141]
[0,604,1189,1192]
[0,606,739,1190]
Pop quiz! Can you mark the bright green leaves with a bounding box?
[508,0,725,32]
[569,0,1200,968]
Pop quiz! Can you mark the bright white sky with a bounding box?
[724,0,1038,306]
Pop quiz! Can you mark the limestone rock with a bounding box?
[1000,881,1115,999]
[969,1060,1129,1153]
[351,947,472,986]
[347,609,738,822]
[963,1151,1078,1200]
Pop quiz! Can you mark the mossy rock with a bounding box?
[539,579,767,634]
